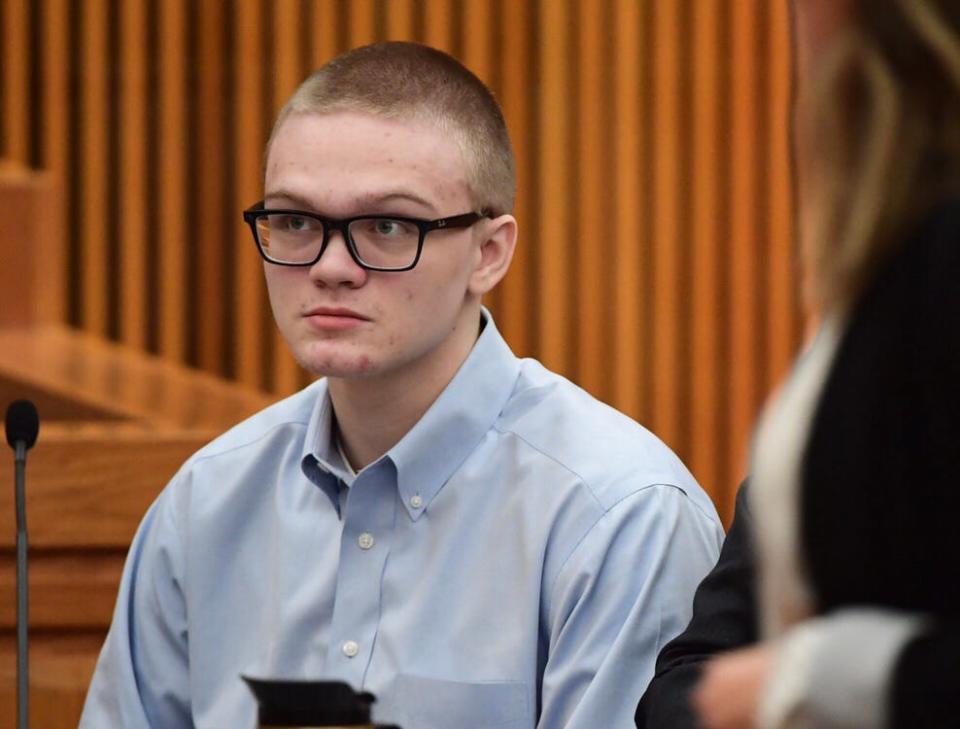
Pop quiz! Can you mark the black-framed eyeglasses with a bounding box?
[242,202,488,272]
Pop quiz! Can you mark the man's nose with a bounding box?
[307,229,367,287]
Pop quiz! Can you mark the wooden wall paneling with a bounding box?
[423,0,454,52]
[575,0,610,402]
[39,0,68,326]
[536,0,572,375]
[767,0,801,389]
[650,0,682,450]
[119,0,148,350]
[195,0,227,373]
[2,0,802,527]
[270,0,309,395]
[233,1,267,390]
[612,0,644,421]
[157,0,188,364]
[384,0,415,41]
[79,0,109,337]
[496,1,533,356]
[726,0,763,507]
[348,0,378,47]
[1,0,29,164]
[689,1,722,502]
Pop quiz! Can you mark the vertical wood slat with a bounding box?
[271,0,307,394]
[385,0,415,41]
[157,0,187,363]
[194,0,227,371]
[612,0,644,422]
[233,1,266,389]
[690,0,722,499]
[310,0,339,67]
[348,0,377,47]
[651,0,682,449]
[727,0,763,501]
[40,0,69,326]
[537,0,571,375]
[1,0,29,163]
[80,0,109,337]
[497,0,533,357]
[767,0,801,390]
[461,0,497,314]
[119,0,148,350]
[575,0,608,402]
[423,0,454,51]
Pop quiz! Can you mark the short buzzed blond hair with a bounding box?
[267,42,516,216]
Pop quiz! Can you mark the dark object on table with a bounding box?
[243,676,400,728]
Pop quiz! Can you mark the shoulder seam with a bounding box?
[188,418,310,467]
[491,423,603,510]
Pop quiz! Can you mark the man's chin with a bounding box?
[296,351,380,379]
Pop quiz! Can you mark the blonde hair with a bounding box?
[801,0,960,310]
[266,42,515,216]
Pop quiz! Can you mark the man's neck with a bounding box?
[328,309,483,470]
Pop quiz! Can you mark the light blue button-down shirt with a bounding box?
[80,313,723,729]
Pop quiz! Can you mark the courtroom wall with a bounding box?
[0,0,802,520]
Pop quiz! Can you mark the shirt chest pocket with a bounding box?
[385,674,530,729]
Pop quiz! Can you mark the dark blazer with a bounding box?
[635,482,757,729]
[801,199,960,727]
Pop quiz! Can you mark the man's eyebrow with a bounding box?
[355,191,437,212]
[264,189,438,214]
[262,190,320,210]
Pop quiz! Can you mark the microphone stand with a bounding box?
[14,439,28,729]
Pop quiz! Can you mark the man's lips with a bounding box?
[304,307,369,320]
[303,307,370,330]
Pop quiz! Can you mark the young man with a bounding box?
[80,42,722,729]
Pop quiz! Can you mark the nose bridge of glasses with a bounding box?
[313,218,363,270]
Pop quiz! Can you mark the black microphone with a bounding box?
[5,399,38,729]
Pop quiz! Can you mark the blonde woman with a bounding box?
[693,0,960,727]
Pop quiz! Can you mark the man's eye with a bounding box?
[280,215,312,232]
[374,220,402,236]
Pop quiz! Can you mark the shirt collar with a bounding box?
[300,309,520,520]
[301,381,354,513]
[388,309,520,520]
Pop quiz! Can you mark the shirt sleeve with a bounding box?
[538,483,724,729]
[758,609,925,729]
[636,481,757,729]
[79,478,193,728]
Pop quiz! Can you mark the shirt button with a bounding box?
[410,495,423,509]
[342,640,359,658]
[358,532,375,550]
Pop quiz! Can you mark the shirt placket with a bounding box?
[324,461,397,689]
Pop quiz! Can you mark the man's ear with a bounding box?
[468,214,518,296]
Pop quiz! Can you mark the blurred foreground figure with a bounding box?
[78,41,722,729]
[691,0,960,727]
